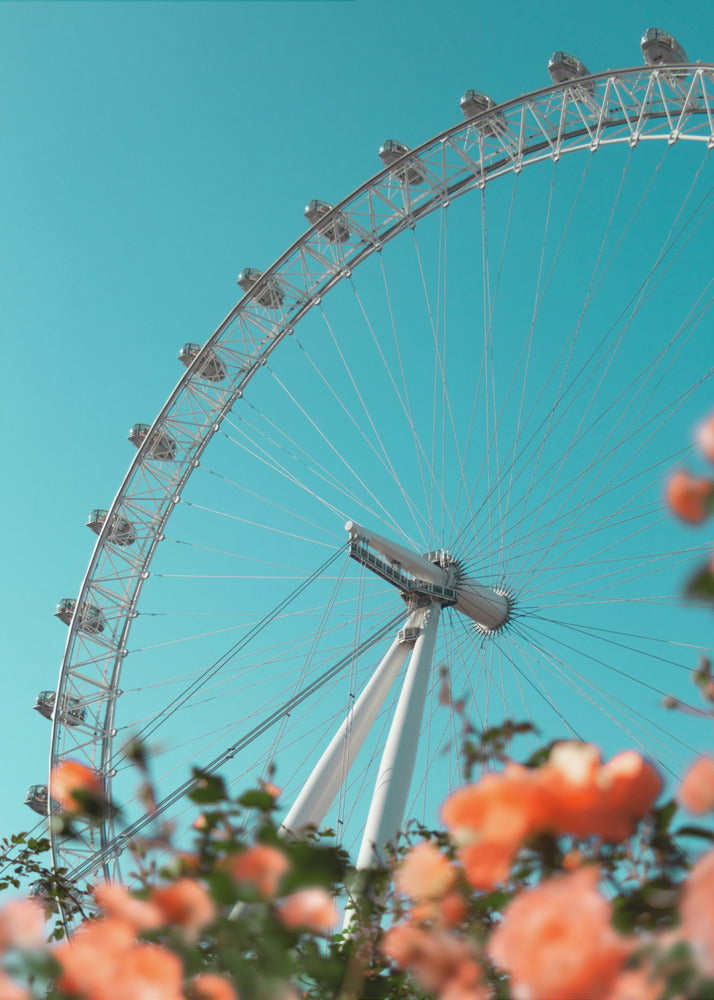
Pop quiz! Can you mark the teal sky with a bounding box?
[1,0,713,865]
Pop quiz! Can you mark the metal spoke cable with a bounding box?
[377,251,433,539]
[104,543,349,771]
[453,147,711,561]
[266,363,422,548]
[411,226,465,546]
[508,296,714,587]
[509,368,712,593]
[196,466,344,544]
[452,173,519,536]
[292,329,431,539]
[319,301,433,548]
[68,609,407,885]
[222,409,372,527]
[498,175,714,576]
[491,147,667,571]
[511,621,693,771]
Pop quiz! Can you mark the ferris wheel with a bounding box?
[32,31,714,921]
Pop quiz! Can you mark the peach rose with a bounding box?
[488,867,629,1000]
[441,764,555,889]
[395,841,456,901]
[458,839,519,892]
[277,888,337,935]
[191,972,239,1000]
[696,413,714,464]
[94,942,184,1000]
[0,898,46,951]
[665,470,714,524]
[543,744,660,841]
[54,917,136,997]
[382,923,485,996]
[50,760,105,815]
[229,844,289,898]
[442,764,554,847]
[679,849,714,977]
[410,889,468,927]
[678,755,714,814]
[606,966,666,1000]
[150,879,215,940]
[93,882,163,932]
[0,969,32,1000]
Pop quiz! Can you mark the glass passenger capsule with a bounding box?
[641,28,688,67]
[304,200,351,243]
[33,691,86,726]
[459,91,507,135]
[237,268,285,309]
[87,509,137,546]
[25,785,49,815]
[29,881,80,916]
[54,599,105,634]
[548,52,595,93]
[378,140,425,186]
[128,423,177,461]
[178,343,227,382]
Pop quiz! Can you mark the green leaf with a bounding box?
[237,790,276,812]
[188,770,227,805]
[675,825,714,842]
[685,563,714,606]
[653,799,677,836]
[523,739,560,769]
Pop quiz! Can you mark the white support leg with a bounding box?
[355,601,441,871]
[280,607,424,837]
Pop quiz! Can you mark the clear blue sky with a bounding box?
[1,0,713,857]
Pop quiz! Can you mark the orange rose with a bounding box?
[383,923,485,996]
[0,969,31,1000]
[488,867,629,1000]
[277,888,337,935]
[696,413,714,464]
[543,744,661,842]
[678,755,714,814]
[191,972,239,1000]
[441,764,555,889]
[665,470,714,524]
[93,942,184,1000]
[409,889,468,927]
[606,967,666,1000]
[442,764,554,846]
[0,898,46,951]
[229,844,289,898]
[395,840,456,901]
[54,918,136,997]
[150,878,215,940]
[679,849,714,977]
[50,760,105,815]
[458,839,519,892]
[93,882,163,932]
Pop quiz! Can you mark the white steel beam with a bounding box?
[280,608,424,837]
[355,602,441,870]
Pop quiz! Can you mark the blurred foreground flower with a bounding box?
[441,743,661,891]
[487,866,629,1000]
[277,887,337,935]
[680,849,714,978]
[190,972,239,1000]
[696,412,714,464]
[678,755,714,814]
[50,760,106,817]
[665,470,714,525]
[229,844,289,899]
